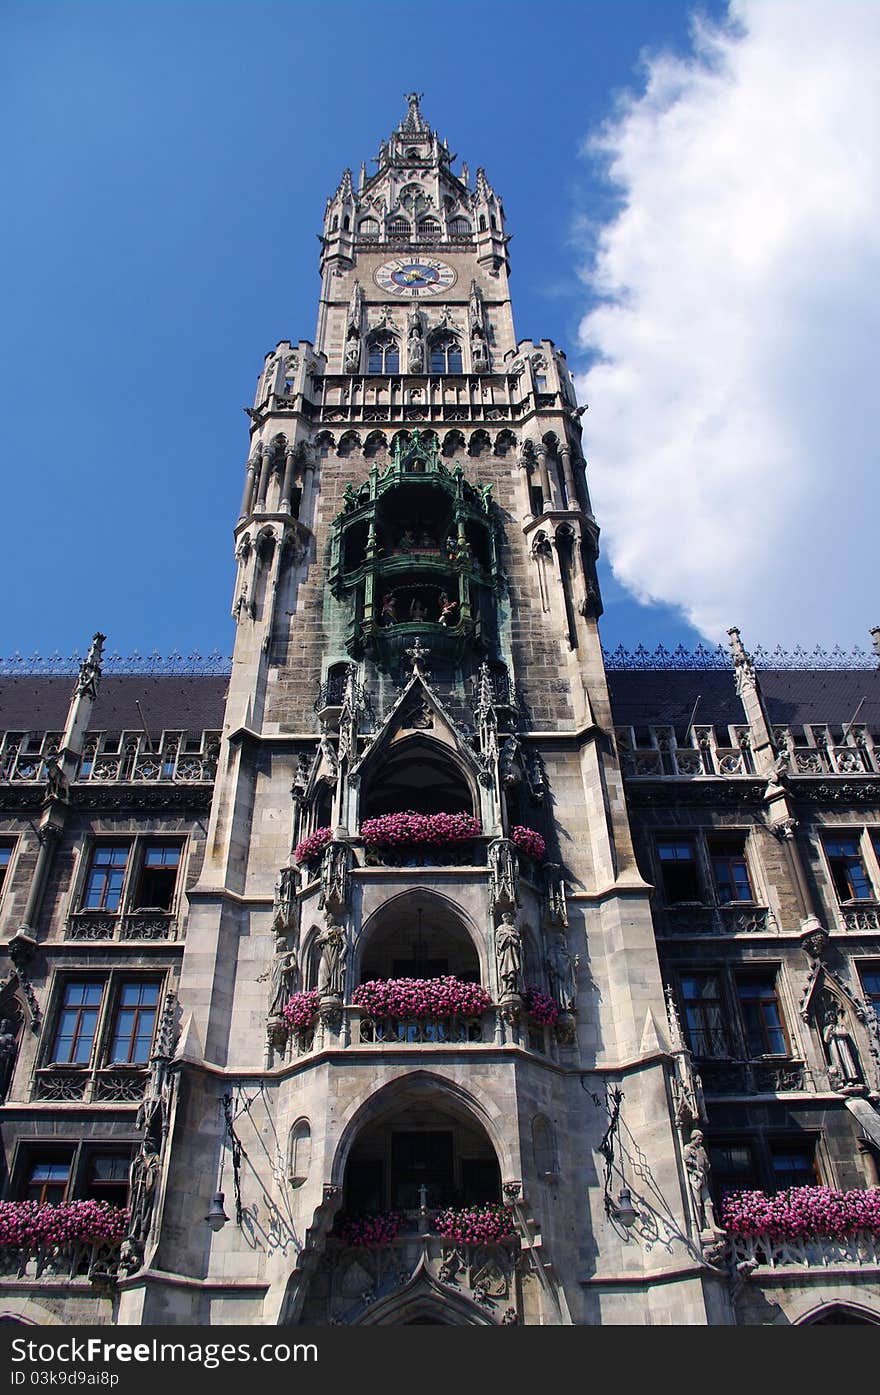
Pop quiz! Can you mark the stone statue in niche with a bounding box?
[0,1018,19,1104]
[317,921,347,999]
[268,938,300,1020]
[495,911,523,998]
[822,1001,863,1089]
[683,1128,719,1233]
[545,933,577,1013]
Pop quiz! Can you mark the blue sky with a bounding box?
[4,0,875,662]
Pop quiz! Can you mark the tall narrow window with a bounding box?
[51,981,103,1064]
[367,334,399,374]
[824,836,873,901]
[86,1154,131,1206]
[133,844,180,911]
[769,1139,819,1189]
[0,840,13,898]
[679,973,729,1057]
[736,973,789,1056]
[858,965,880,1018]
[429,335,462,374]
[108,982,160,1064]
[707,1141,759,1200]
[708,834,754,903]
[24,1156,72,1204]
[82,845,129,911]
[656,838,701,903]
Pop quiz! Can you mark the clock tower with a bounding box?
[139,94,726,1327]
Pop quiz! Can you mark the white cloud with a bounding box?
[575,0,880,648]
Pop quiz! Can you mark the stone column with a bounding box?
[239,455,259,521]
[281,447,297,514]
[559,445,577,510]
[255,446,272,510]
[536,445,554,512]
[20,822,61,937]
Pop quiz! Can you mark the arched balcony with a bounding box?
[297,1077,523,1326]
[327,430,502,666]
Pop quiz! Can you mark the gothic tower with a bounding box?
[114,93,721,1327]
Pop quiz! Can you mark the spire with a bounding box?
[401,91,428,134]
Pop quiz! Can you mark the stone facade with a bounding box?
[1,97,879,1328]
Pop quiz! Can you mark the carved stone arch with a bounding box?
[363,430,387,459]
[541,430,559,449]
[494,429,517,457]
[531,1114,559,1180]
[337,430,362,458]
[797,1301,880,1325]
[300,926,324,992]
[329,1068,517,1189]
[313,430,336,455]
[287,1117,312,1188]
[390,429,411,453]
[468,429,491,458]
[441,429,466,457]
[355,886,488,987]
[354,1270,494,1326]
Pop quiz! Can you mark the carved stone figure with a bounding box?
[317,922,347,998]
[495,912,522,998]
[545,933,576,1013]
[0,1018,18,1104]
[344,340,361,374]
[380,592,397,626]
[683,1128,718,1232]
[43,751,68,802]
[823,1003,863,1088]
[408,332,425,373]
[489,838,519,913]
[320,839,351,914]
[268,940,300,1019]
[437,591,458,626]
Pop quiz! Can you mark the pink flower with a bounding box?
[340,1211,401,1248]
[721,1187,880,1239]
[293,826,332,866]
[510,826,546,861]
[361,811,482,849]
[0,1200,128,1249]
[433,1204,514,1245]
[522,985,559,1026]
[282,990,321,1031]
[352,976,492,1020]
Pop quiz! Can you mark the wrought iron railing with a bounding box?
[697,1059,810,1095]
[33,1065,148,1104]
[659,905,775,937]
[66,911,179,942]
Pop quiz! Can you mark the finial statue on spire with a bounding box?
[75,632,106,700]
[401,91,428,134]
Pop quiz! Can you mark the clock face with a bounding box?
[374,257,457,297]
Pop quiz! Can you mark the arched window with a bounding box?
[331,214,339,232]
[478,215,487,232]
[368,333,400,374]
[417,218,441,241]
[387,217,411,240]
[288,1119,312,1188]
[343,215,351,231]
[358,217,379,239]
[448,216,472,237]
[430,335,463,374]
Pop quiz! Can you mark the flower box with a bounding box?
[282,990,321,1032]
[360,811,482,849]
[509,826,546,862]
[352,976,492,1021]
[293,826,332,866]
[0,1200,128,1249]
[433,1203,515,1245]
[721,1186,880,1239]
[522,985,559,1027]
[340,1212,402,1248]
